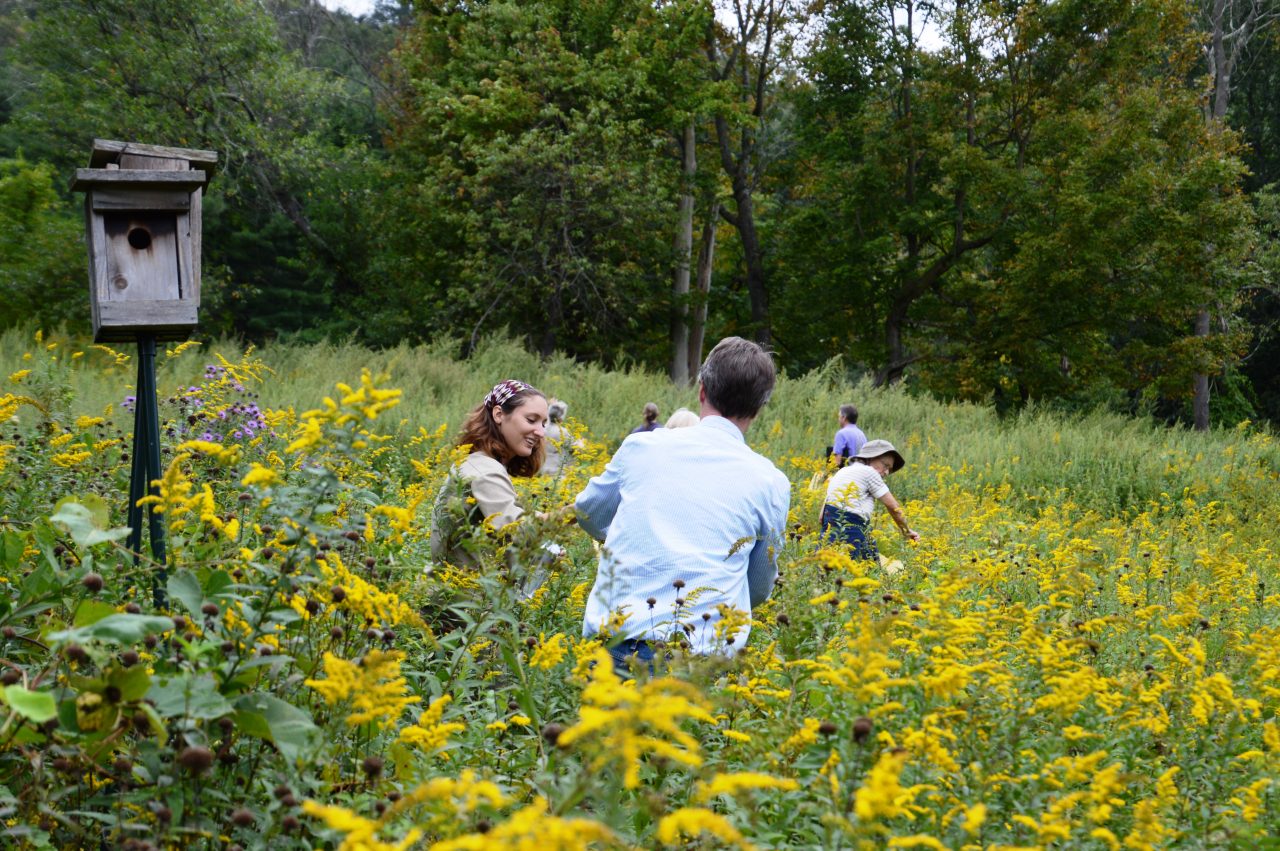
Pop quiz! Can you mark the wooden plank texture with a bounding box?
[103,214,182,302]
[90,139,218,172]
[91,188,191,212]
[72,169,206,190]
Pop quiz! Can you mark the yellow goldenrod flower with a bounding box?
[241,462,281,488]
[529,633,569,670]
[304,650,420,729]
[430,799,613,851]
[557,646,716,789]
[854,749,920,822]
[694,771,798,803]
[399,695,465,753]
[301,801,421,851]
[656,807,754,850]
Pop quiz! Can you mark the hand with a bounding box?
[904,528,920,542]
[536,505,578,525]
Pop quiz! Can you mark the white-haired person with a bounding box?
[540,398,571,475]
[820,439,920,562]
[665,408,700,429]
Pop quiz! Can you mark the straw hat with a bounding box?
[855,439,905,473]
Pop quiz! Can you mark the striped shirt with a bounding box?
[575,416,790,652]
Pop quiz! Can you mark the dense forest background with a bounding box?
[1,0,1278,426]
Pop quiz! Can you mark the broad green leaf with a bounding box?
[48,614,174,645]
[233,693,320,763]
[0,530,25,571]
[205,569,234,600]
[72,599,117,628]
[107,664,152,702]
[49,502,131,548]
[55,493,111,529]
[2,685,58,723]
[147,673,233,720]
[166,571,203,618]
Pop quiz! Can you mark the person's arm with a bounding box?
[747,478,790,606]
[574,444,630,541]
[877,491,920,541]
[468,462,524,531]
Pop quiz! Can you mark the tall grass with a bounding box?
[3,327,1275,517]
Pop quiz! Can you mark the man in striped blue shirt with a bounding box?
[575,337,791,672]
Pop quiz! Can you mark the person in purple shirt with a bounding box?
[832,404,867,465]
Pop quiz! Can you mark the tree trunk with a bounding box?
[1194,308,1211,431]
[730,180,770,346]
[688,201,719,380]
[671,122,696,385]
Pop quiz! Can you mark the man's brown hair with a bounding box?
[698,337,776,420]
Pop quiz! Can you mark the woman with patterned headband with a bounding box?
[430,380,549,566]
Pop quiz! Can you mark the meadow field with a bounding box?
[1,327,1278,850]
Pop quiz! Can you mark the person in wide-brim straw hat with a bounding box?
[820,439,919,562]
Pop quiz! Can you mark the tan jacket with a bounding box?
[429,452,524,564]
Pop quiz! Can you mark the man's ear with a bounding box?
[698,384,707,405]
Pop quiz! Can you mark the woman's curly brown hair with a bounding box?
[456,385,547,477]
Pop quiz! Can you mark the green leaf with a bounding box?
[134,701,167,745]
[50,502,131,548]
[56,493,111,529]
[166,571,203,618]
[72,599,117,628]
[2,685,58,723]
[0,531,24,571]
[48,614,174,645]
[233,693,320,763]
[147,673,233,720]
[107,664,152,702]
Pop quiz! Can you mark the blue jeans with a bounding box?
[609,638,657,678]
[820,505,878,562]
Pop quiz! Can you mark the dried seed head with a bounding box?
[231,808,255,828]
[177,745,214,773]
[82,572,104,593]
[853,716,873,742]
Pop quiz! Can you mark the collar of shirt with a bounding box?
[698,415,745,443]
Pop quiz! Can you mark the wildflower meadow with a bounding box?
[1,328,1278,850]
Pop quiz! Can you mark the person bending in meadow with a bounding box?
[575,337,791,674]
[820,439,919,562]
[430,380,548,566]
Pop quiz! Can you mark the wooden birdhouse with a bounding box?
[71,140,218,342]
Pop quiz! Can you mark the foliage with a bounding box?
[0,0,1276,424]
[1,332,1279,849]
[0,158,85,333]
[372,0,708,360]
